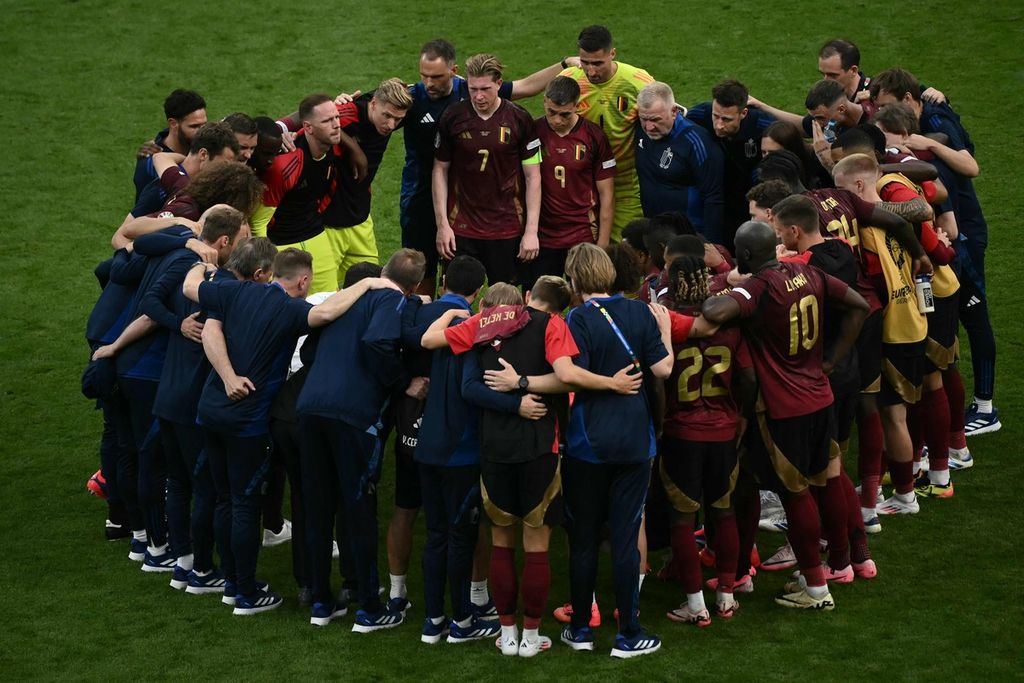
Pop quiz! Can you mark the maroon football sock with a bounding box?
[921,387,951,472]
[734,486,760,580]
[521,551,550,630]
[821,479,850,570]
[907,404,924,463]
[782,491,825,587]
[489,546,518,626]
[840,470,870,562]
[888,459,915,495]
[943,367,967,449]
[712,514,739,592]
[670,522,702,595]
[857,410,884,508]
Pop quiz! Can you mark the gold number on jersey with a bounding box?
[554,165,566,188]
[825,216,859,247]
[676,345,732,403]
[788,295,820,355]
[478,148,489,172]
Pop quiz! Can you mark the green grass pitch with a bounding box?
[1,0,1021,679]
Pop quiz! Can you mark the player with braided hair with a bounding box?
[661,254,754,626]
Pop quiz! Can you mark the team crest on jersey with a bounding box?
[574,143,586,161]
[499,126,511,143]
[659,148,674,169]
[744,138,758,158]
[617,96,629,112]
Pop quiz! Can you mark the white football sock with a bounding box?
[389,573,407,600]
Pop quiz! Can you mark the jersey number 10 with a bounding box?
[676,345,731,402]
[788,295,819,356]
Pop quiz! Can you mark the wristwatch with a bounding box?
[518,375,529,390]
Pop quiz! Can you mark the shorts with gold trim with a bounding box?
[856,310,882,393]
[925,292,960,373]
[480,453,561,528]
[659,436,738,513]
[745,407,836,495]
[325,216,380,291]
[879,340,926,407]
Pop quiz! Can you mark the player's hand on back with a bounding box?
[281,131,297,152]
[334,90,361,105]
[921,87,947,105]
[136,139,160,159]
[648,302,671,334]
[224,374,255,401]
[363,277,404,292]
[609,364,643,395]
[484,357,520,393]
[405,376,430,400]
[185,238,219,264]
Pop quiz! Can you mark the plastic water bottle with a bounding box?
[915,274,935,313]
[822,119,838,144]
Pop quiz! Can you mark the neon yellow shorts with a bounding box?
[325,216,380,289]
[275,230,336,295]
[611,192,643,243]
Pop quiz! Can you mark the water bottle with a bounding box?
[915,274,935,313]
[822,119,838,144]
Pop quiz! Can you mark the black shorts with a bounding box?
[829,371,859,448]
[518,246,569,293]
[659,437,738,513]
[879,340,926,408]
[451,235,520,286]
[401,197,440,280]
[480,453,562,528]
[393,394,425,509]
[856,310,882,393]
[925,292,960,373]
[745,407,837,494]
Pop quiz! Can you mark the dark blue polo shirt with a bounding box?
[87,249,147,348]
[635,113,725,243]
[564,295,668,464]
[153,268,235,425]
[197,280,312,436]
[920,103,987,243]
[132,128,171,201]
[296,288,407,432]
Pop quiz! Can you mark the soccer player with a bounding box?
[702,220,868,610]
[295,249,425,631]
[560,25,655,241]
[686,80,776,246]
[181,247,400,615]
[521,75,616,290]
[433,54,541,285]
[661,255,754,625]
[870,68,999,436]
[770,195,877,580]
[832,154,931,516]
[116,122,241,240]
[133,89,207,199]
[401,38,582,292]
[223,112,259,163]
[560,243,673,658]
[280,79,412,289]
[253,93,361,294]
[635,82,725,244]
[250,116,284,176]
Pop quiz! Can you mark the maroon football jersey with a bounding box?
[435,99,539,240]
[535,116,616,249]
[726,262,849,419]
[663,320,752,441]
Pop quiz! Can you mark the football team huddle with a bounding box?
[82,25,998,659]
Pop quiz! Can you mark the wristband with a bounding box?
[561,58,569,69]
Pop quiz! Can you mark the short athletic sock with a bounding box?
[430,615,446,626]
[857,410,884,508]
[670,522,702,595]
[821,479,850,571]
[712,514,739,593]
[389,573,407,600]
[521,551,550,630]
[973,397,993,414]
[177,553,194,572]
[930,468,951,486]
[522,627,539,643]
[686,591,707,613]
[895,491,915,504]
[921,388,951,473]
[133,530,148,542]
[149,542,169,555]
[781,492,825,587]
[470,579,489,606]
[489,547,518,626]
[889,459,915,495]
[500,624,518,644]
[805,580,829,599]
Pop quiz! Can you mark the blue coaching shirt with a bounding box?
[564,295,668,464]
[919,102,987,244]
[400,76,514,225]
[197,279,312,436]
[87,249,147,347]
[635,113,725,243]
[296,289,407,432]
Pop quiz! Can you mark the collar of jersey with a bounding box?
[439,292,471,310]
